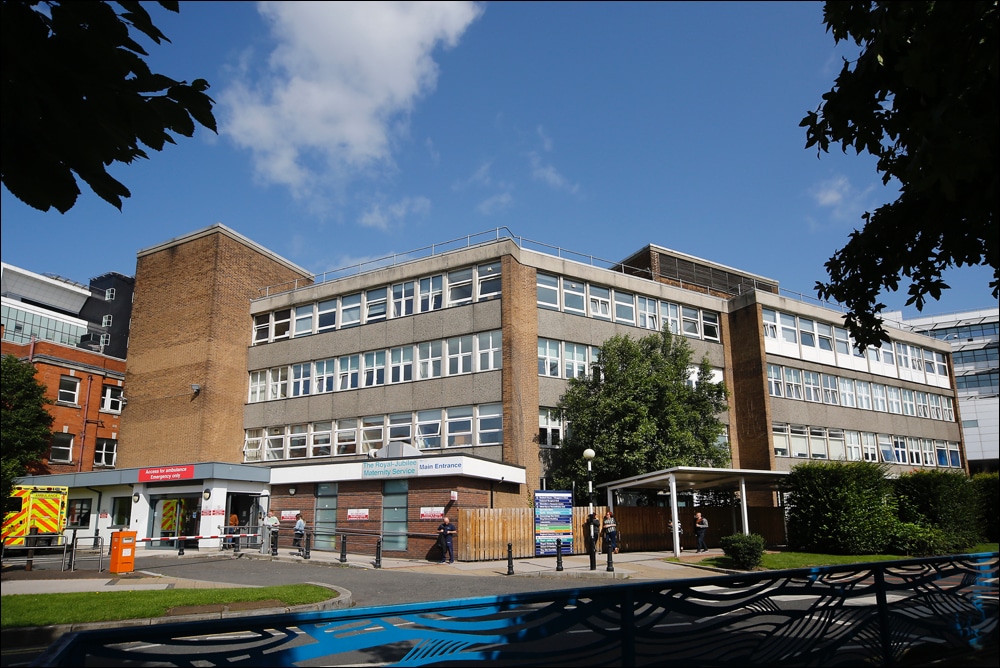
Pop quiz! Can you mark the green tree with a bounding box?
[1,1,217,213]
[802,1,998,350]
[0,355,54,501]
[547,329,730,503]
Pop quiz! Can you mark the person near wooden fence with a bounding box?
[601,510,619,554]
[437,516,457,564]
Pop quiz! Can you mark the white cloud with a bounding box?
[477,192,512,215]
[537,125,553,152]
[453,160,494,190]
[425,138,440,165]
[358,196,431,230]
[220,1,483,199]
[529,152,579,193]
[809,174,875,224]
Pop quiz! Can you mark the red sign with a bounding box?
[139,466,195,482]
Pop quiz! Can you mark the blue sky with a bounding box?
[1,1,994,318]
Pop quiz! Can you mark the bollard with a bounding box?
[555,538,564,571]
[26,527,38,572]
[234,530,241,554]
[271,529,278,557]
[178,536,185,556]
[303,531,311,560]
[606,545,614,573]
[374,538,383,569]
[507,542,514,576]
[339,534,348,563]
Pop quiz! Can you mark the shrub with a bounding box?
[893,469,980,552]
[889,522,951,557]
[971,473,999,542]
[783,461,897,554]
[720,533,766,570]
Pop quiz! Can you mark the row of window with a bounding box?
[62,496,130,529]
[49,433,117,467]
[536,273,721,341]
[56,378,123,412]
[538,338,723,386]
[920,322,999,342]
[956,371,1000,392]
[763,308,949,378]
[1,304,87,347]
[252,262,502,344]
[248,331,502,402]
[772,423,962,468]
[952,347,999,366]
[244,404,504,461]
[766,363,955,421]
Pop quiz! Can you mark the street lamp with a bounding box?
[582,448,596,514]
[582,448,597,571]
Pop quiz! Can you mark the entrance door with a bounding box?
[149,495,202,550]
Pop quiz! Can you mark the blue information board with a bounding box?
[534,490,573,556]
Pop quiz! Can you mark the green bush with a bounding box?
[971,473,999,542]
[720,533,767,570]
[783,461,897,554]
[893,469,980,552]
[889,521,952,556]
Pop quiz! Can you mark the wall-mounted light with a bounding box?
[203,488,211,501]
[132,492,140,504]
[288,487,297,496]
[191,384,201,397]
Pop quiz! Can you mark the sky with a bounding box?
[1,1,995,319]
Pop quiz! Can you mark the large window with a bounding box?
[93,438,117,467]
[539,408,561,448]
[447,336,473,375]
[50,433,73,462]
[478,331,502,371]
[537,273,559,309]
[58,376,80,404]
[111,496,131,527]
[538,339,561,377]
[101,385,123,412]
[67,498,92,528]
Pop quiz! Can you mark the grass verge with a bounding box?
[1,584,335,629]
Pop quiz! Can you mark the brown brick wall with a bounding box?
[727,302,773,470]
[119,230,311,467]
[500,255,540,507]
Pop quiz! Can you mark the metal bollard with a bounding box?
[234,531,241,554]
[178,536,185,556]
[339,534,348,563]
[374,538,383,569]
[303,531,311,560]
[271,529,278,557]
[507,542,514,576]
[555,538,564,571]
[606,545,614,572]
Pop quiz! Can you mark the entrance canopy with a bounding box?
[597,466,789,557]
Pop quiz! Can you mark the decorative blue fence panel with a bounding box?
[37,553,997,667]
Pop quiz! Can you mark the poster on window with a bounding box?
[534,490,573,556]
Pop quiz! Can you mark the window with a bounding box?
[780,313,797,344]
[314,484,338,550]
[896,343,910,370]
[839,378,856,408]
[100,333,111,347]
[314,359,337,393]
[809,426,827,459]
[383,479,408,551]
[929,394,943,420]
[902,389,916,416]
[448,267,474,306]
[477,261,502,300]
[311,421,332,457]
[681,307,701,338]
[416,410,442,449]
[614,291,635,324]
[288,424,308,458]
[58,376,80,404]
[783,368,803,400]
[244,429,263,462]
[336,419,358,455]
[268,367,288,400]
[790,424,808,458]
[886,386,902,414]
[390,346,413,383]
[537,273,559,309]
[915,391,930,418]
[363,351,386,386]
[392,281,415,318]
[908,437,922,466]
[861,432,878,462]
[446,406,473,447]
[834,327,850,354]
[102,314,113,327]
[934,352,948,376]
[702,312,720,341]
[338,355,360,390]
[922,349,936,374]
[365,287,387,323]
[762,309,778,339]
[922,439,935,467]
[361,416,384,454]
[871,384,887,412]
[877,434,894,463]
[893,436,908,464]
[67,499,92,528]
[340,294,361,328]
[317,299,337,332]
[253,314,270,344]
[936,441,949,467]
[93,438,117,467]
[478,404,503,445]
[291,363,311,397]
[388,413,412,445]
[767,365,783,397]
[772,423,789,457]
[563,279,586,314]
[845,431,862,461]
[538,339,561,377]
[447,336,473,375]
[828,429,846,461]
[564,343,588,379]
[272,309,291,340]
[101,385,123,412]
[477,331,502,371]
[418,341,442,379]
[817,323,834,351]
[111,496,131,527]
[294,305,314,337]
[661,301,680,334]
[419,275,443,312]
[266,427,285,460]
[638,297,658,330]
[856,381,872,410]
[943,396,954,422]
[822,374,839,405]
[881,341,895,366]
[588,286,611,319]
[539,408,562,447]
[105,288,116,301]
[50,433,73,462]
[803,371,822,402]
[799,319,816,347]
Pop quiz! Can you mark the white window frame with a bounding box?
[856,381,872,410]
[564,343,588,379]
[638,296,658,330]
[340,294,362,328]
[767,365,783,397]
[336,419,358,455]
[317,299,337,332]
[392,281,415,318]
[447,336,474,376]
[702,312,720,341]
[681,307,701,338]
[902,389,916,416]
[447,267,474,306]
[58,376,80,404]
[311,421,333,457]
[249,370,267,403]
[613,291,635,325]
[772,423,789,457]
[817,323,834,351]
[562,279,586,314]
[803,371,822,403]
[839,378,856,408]
[446,406,474,447]
[339,355,360,390]
[539,408,562,448]
[105,288,116,301]
[288,424,308,459]
[100,385,123,413]
[244,429,263,462]
[538,339,561,377]
[388,413,413,446]
[418,341,443,379]
[50,432,74,462]
[477,331,502,371]
[822,374,839,405]
[291,363,311,397]
[477,403,503,445]
[416,410,442,449]
[390,346,413,383]
[268,366,288,400]
[272,309,291,341]
[845,431,862,461]
[588,286,611,319]
[871,384,888,412]
[314,359,336,393]
[102,314,113,327]
[915,391,930,418]
[361,416,384,454]
[661,301,680,334]
[798,319,816,348]
[886,386,902,414]
[419,275,443,312]
[784,367,803,400]
[294,304,314,337]
[537,272,560,309]
[365,287,388,323]
[363,351,386,387]
[265,427,285,460]
[762,309,778,339]
[862,432,879,462]
[477,261,502,301]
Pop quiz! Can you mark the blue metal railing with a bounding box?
[36,552,998,667]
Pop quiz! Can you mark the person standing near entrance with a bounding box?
[601,510,619,554]
[263,510,280,553]
[694,512,709,553]
[293,514,306,555]
[437,516,456,564]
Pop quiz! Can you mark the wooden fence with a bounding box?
[456,505,786,562]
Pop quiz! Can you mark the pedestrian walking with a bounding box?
[437,516,457,563]
[694,512,709,553]
[601,510,619,554]
[293,514,306,555]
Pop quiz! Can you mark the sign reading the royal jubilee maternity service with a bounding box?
[534,491,573,556]
[362,459,464,479]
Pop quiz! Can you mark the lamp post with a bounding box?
[582,448,597,571]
